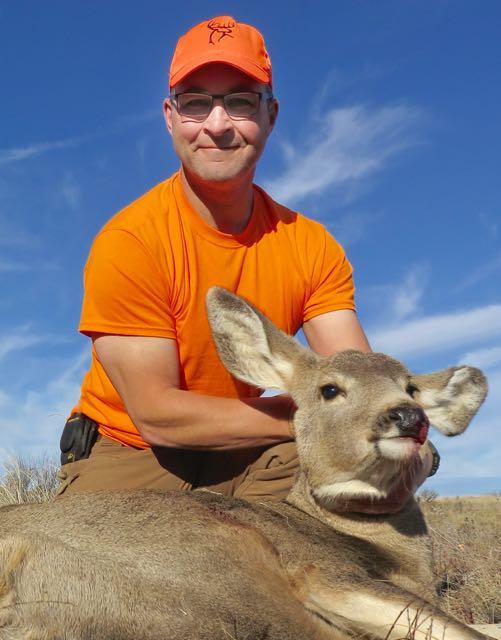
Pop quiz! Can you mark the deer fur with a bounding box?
[0,287,489,639]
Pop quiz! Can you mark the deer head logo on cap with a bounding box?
[207,17,236,44]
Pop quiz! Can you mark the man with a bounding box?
[57,16,435,509]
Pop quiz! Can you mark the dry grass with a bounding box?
[0,456,58,506]
[420,492,501,625]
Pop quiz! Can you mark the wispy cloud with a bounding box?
[390,264,430,321]
[0,347,90,462]
[478,212,499,240]
[0,214,40,249]
[455,253,501,291]
[0,257,58,274]
[265,104,423,206]
[0,108,159,167]
[0,137,86,167]
[457,345,501,370]
[362,264,429,324]
[0,327,50,361]
[326,210,382,247]
[370,303,501,359]
[58,171,81,209]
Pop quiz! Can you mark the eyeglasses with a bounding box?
[170,91,274,120]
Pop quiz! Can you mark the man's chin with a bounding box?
[190,164,251,184]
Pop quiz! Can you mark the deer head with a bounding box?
[206,288,488,505]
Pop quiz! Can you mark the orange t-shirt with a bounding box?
[75,171,355,448]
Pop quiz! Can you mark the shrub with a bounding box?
[0,455,58,506]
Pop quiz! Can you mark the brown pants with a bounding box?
[56,436,299,502]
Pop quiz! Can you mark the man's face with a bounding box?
[164,63,278,184]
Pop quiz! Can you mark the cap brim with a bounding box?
[170,53,271,89]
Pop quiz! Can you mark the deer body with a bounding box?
[0,288,489,639]
[0,489,441,639]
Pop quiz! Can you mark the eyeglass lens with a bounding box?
[176,92,262,118]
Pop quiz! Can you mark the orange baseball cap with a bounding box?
[169,16,272,90]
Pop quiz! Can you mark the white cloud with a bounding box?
[0,258,57,274]
[362,264,429,325]
[455,253,501,291]
[478,212,499,240]
[326,210,382,247]
[0,348,90,463]
[370,304,501,359]
[457,345,501,370]
[265,104,423,206]
[0,137,84,167]
[390,264,429,321]
[0,214,39,249]
[58,172,81,209]
[0,327,49,362]
[0,108,159,167]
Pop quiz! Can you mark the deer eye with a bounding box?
[406,383,419,398]
[320,384,341,400]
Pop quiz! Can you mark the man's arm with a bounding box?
[303,309,371,355]
[93,309,369,451]
[92,334,293,450]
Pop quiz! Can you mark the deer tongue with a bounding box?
[415,423,429,445]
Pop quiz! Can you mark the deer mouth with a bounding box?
[396,422,429,445]
[377,422,429,461]
[379,421,429,447]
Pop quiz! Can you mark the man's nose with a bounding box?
[203,100,234,136]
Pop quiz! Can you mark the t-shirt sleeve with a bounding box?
[303,226,356,323]
[79,229,175,339]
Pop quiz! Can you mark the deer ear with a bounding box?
[411,366,488,436]
[206,287,309,391]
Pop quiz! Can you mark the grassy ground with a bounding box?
[420,492,501,625]
[0,456,59,505]
[0,458,499,625]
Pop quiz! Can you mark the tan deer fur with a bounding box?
[0,287,489,639]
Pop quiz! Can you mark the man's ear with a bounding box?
[268,98,279,130]
[411,366,488,436]
[206,287,311,392]
[163,98,173,136]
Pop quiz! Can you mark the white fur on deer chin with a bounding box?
[313,480,388,505]
[377,436,422,460]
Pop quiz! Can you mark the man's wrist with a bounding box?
[427,440,441,477]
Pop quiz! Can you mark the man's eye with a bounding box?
[227,96,253,108]
[406,384,419,397]
[320,384,341,400]
[225,93,259,114]
[183,98,210,109]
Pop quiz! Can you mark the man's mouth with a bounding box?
[198,146,239,150]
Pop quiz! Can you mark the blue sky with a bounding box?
[0,1,500,495]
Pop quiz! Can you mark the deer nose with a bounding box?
[388,406,429,438]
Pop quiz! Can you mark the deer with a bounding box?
[0,287,490,639]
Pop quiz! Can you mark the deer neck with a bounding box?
[286,472,425,545]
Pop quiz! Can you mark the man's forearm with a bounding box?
[135,389,294,450]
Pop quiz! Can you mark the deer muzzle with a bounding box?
[388,406,430,444]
